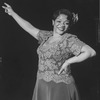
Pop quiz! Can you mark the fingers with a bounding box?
[2,2,10,9]
[2,3,12,14]
[4,2,10,7]
[2,6,6,9]
[58,67,64,75]
[58,65,68,75]
[2,5,8,13]
[2,3,14,16]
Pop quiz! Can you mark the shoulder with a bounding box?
[64,33,85,45]
[37,30,53,44]
[38,30,52,37]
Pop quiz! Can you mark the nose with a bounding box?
[59,22,65,27]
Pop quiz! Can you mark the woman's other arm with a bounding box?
[66,45,96,64]
[58,45,96,74]
[2,3,39,39]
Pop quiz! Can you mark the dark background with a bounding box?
[0,0,99,100]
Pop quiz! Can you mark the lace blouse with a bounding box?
[36,30,85,84]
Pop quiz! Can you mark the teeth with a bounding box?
[58,27,65,31]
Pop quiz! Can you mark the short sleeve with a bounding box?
[67,35,86,56]
[37,30,52,44]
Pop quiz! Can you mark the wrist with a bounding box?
[65,60,70,65]
[11,11,16,17]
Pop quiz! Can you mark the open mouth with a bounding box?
[57,26,65,31]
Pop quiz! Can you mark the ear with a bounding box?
[52,20,55,26]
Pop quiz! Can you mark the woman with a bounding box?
[2,3,96,100]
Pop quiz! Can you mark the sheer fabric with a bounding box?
[32,79,79,100]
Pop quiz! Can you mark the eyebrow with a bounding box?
[56,19,69,22]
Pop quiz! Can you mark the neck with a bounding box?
[53,33,61,37]
[52,30,62,38]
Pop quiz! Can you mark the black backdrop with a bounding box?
[0,0,99,100]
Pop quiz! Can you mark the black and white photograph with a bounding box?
[0,0,99,100]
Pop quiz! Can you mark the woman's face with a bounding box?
[53,14,69,35]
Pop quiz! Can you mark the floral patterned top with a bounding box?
[36,30,85,84]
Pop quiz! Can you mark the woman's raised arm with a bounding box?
[2,3,39,39]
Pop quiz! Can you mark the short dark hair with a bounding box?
[53,9,78,27]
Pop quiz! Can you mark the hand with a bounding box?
[2,3,14,16]
[58,61,70,75]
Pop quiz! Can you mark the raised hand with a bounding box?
[2,3,14,16]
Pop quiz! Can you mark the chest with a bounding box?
[37,36,70,56]
[43,36,62,46]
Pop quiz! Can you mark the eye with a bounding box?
[57,20,61,23]
[65,22,69,25]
